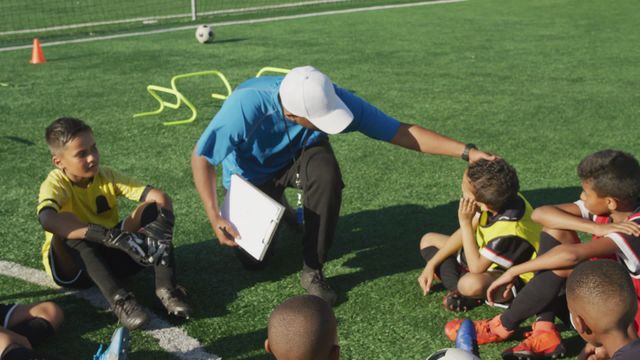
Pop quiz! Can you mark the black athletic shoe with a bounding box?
[300,269,337,306]
[112,292,148,330]
[156,285,192,319]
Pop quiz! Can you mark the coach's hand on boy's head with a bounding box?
[213,215,240,247]
[417,262,437,296]
[486,269,517,305]
[468,148,497,163]
[592,220,640,237]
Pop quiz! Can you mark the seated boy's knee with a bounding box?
[0,329,16,350]
[419,233,437,249]
[457,275,485,298]
[31,302,64,330]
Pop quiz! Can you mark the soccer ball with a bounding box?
[195,24,214,44]
[426,348,480,360]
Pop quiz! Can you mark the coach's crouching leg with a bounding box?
[298,141,344,305]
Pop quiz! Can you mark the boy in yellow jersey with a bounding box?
[37,117,191,330]
[417,159,541,311]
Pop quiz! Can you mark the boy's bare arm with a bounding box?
[418,228,465,295]
[486,238,619,303]
[190,145,239,247]
[531,203,595,233]
[533,203,640,236]
[458,198,492,273]
[38,209,89,240]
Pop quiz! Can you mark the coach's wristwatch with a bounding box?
[461,143,477,162]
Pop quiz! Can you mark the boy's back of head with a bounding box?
[266,295,338,360]
[567,259,637,335]
[45,117,92,154]
[577,150,640,203]
[466,158,519,212]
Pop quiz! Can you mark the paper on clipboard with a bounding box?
[221,174,285,261]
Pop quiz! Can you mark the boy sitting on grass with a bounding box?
[0,301,62,360]
[418,158,541,311]
[265,295,339,360]
[37,117,191,330]
[567,260,640,360]
[447,150,640,359]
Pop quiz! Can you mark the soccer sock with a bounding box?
[531,232,564,324]
[501,270,566,331]
[0,344,51,360]
[9,318,54,347]
[420,246,460,292]
[535,310,555,323]
[154,243,177,290]
[65,240,123,301]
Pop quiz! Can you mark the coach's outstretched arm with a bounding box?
[390,123,495,162]
[191,145,239,247]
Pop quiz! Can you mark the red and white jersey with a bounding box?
[575,200,640,278]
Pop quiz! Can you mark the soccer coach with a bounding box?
[191,66,494,305]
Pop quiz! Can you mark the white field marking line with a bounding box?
[0,260,220,360]
[0,0,352,36]
[0,0,465,52]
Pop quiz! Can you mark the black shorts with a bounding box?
[0,303,18,329]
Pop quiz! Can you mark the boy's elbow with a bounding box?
[531,207,549,224]
[467,262,487,274]
[531,208,542,223]
[38,210,55,231]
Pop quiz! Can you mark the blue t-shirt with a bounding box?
[196,76,401,188]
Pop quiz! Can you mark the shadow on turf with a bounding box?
[327,186,582,305]
[0,289,60,302]
[157,186,581,357]
[2,135,35,145]
[212,38,248,45]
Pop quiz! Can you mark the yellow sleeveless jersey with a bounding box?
[37,167,147,279]
[464,193,541,283]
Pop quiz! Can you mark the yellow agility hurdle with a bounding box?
[134,70,232,126]
[255,66,290,77]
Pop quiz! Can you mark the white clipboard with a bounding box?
[221,174,285,261]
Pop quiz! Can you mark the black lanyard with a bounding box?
[282,115,305,224]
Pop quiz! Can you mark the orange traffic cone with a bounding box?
[29,38,46,64]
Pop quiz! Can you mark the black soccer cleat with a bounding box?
[300,268,337,306]
[156,285,192,319]
[112,292,149,330]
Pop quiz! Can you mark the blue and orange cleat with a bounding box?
[501,321,565,360]
[445,315,513,345]
[456,319,480,357]
[93,327,130,360]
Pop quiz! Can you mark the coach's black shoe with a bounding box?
[156,285,192,319]
[300,268,337,306]
[112,292,148,330]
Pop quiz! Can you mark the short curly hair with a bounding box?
[577,150,640,203]
[45,117,92,153]
[466,159,520,212]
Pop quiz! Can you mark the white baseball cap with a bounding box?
[279,66,354,134]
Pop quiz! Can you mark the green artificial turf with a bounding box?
[1,0,639,358]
